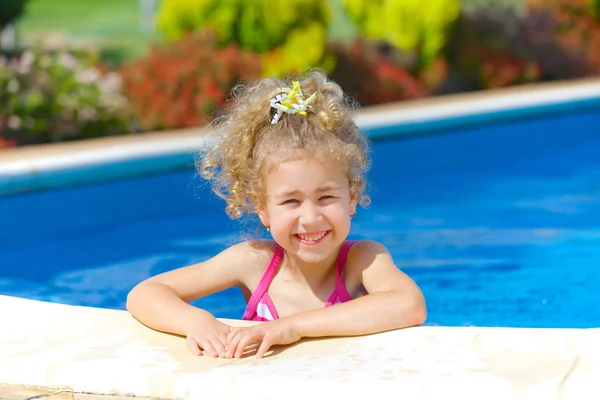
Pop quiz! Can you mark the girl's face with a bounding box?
[258,156,357,265]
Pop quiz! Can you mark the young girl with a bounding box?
[126,71,426,359]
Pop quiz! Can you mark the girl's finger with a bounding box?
[226,327,241,347]
[208,336,226,358]
[197,338,218,357]
[226,329,244,358]
[255,336,274,359]
[186,335,202,356]
[234,333,256,358]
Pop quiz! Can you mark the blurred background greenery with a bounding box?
[1,0,599,149]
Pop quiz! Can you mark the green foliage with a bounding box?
[156,0,332,76]
[341,0,460,66]
[262,22,335,77]
[0,0,29,28]
[0,49,132,145]
[589,0,600,20]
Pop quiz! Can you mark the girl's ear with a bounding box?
[349,188,358,216]
[253,194,270,228]
[257,208,270,229]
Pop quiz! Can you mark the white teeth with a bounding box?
[298,232,326,242]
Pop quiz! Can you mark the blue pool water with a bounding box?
[1,108,600,328]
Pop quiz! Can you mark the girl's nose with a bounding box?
[298,201,320,225]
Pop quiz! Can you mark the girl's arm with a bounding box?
[290,240,426,337]
[126,241,258,336]
[225,240,426,358]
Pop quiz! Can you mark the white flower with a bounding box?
[98,72,122,94]
[17,51,35,74]
[76,68,101,85]
[100,93,128,110]
[58,53,78,70]
[7,115,21,129]
[79,106,97,121]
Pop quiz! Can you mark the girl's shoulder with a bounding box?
[225,239,278,272]
[345,240,394,272]
[222,240,278,289]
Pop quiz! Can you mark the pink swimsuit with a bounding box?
[242,241,357,321]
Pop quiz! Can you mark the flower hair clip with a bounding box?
[269,81,316,125]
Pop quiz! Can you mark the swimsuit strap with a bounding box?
[326,240,358,305]
[241,243,283,320]
[336,240,358,273]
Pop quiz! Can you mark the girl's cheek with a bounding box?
[274,210,295,224]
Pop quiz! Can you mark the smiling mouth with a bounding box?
[295,231,330,244]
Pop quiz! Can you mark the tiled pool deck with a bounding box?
[1,295,598,399]
[2,80,600,399]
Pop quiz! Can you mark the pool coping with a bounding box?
[1,295,598,400]
[1,78,600,195]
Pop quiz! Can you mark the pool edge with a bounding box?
[1,295,598,399]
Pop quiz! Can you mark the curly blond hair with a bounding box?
[198,70,370,220]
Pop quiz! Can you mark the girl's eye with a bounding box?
[283,199,299,205]
[319,196,335,201]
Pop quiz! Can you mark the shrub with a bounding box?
[328,40,428,106]
[156,0,332,77]
[341,0,460,67]
[0,0,29,31]
[120,30,262,131]
[532,0,600,73]
[0,50,132,146]
[445,0,598,91]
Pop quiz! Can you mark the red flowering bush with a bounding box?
[120,31,262,131]
[448,0,600,90]
[530,0,600,73]
[0,134,16,149]
[328,40,428,106]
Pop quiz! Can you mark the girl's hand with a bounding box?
[186,319,233,357]
[225,318,301,358]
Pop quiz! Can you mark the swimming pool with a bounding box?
[1,102,600,328]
